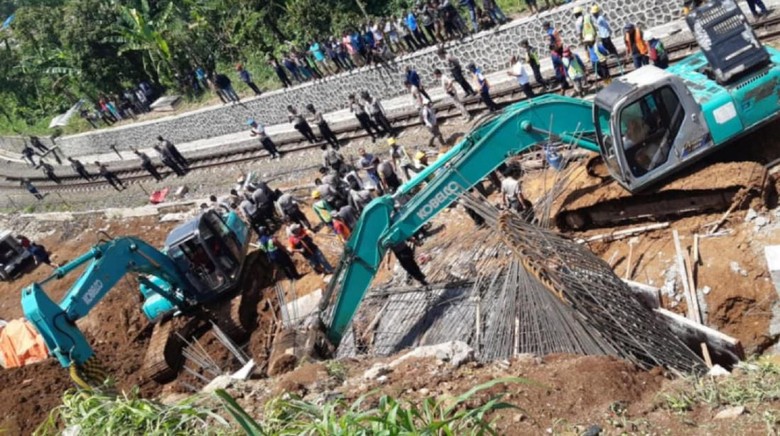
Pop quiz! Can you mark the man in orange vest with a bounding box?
[624,23,649,69]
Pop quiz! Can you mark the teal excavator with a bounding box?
[317,0,780,346]
[20,0,780,384]
[21,209,251,386]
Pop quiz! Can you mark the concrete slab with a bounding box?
[282,288,323,326]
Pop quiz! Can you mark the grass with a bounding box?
[37,377,526,435]
[220,377,526,435]
[35,387,230,436]
[659,359,780,413]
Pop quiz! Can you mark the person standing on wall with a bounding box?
[437,48,475,97]
[307,104,339,149]
[133,148,163,181]
[247,119,282,159]
[434,68,471,120]
[624,23,649,68]
[95,161,126,191]
[348,94,381,142]
[68,157,93,181]
[520,40,550,90]
[467,62,499,112]
[405,66,433,103]
[507,55,535,100]
[592,6,619,58]
[361,91,394,137]
[288,105,318,144]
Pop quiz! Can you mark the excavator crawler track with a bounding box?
[554,162,770,230]
[140,317,195,383]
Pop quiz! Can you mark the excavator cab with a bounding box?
[164,210,245,299]
[594,67,712,193]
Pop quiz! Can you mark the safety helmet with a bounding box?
[246,118,255,125]
[388,137,397,145]
[415,151,426,160]
[572,6,583,14]
[624,22,635,31]
[312,190,321,199]
[591,5,600,13]
[257,226,268,236]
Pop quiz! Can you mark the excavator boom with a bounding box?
[324,95,599,344]
[22,237,191,367]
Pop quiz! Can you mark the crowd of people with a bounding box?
[264,0,518,88]
[79,82,158,129]
[16,2,687,289]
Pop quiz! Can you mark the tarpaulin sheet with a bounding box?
[0,319,48,368]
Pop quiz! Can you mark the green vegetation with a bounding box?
[659,359,780,413]
[35,387,230,436]
[0,0,527,136]
[38,377,524,435]
[217,377,524,435]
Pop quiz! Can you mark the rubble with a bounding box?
[714,406,746,420]
[729,261,748,277]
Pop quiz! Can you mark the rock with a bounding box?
[376,375,388,384]
[389,341,475,369]
[745,208,758,222]
[202,375,234,393]
[513,413,525,423]
[702,286,712,295]
[363,363,392,380]
[707,365,730,377]
[729,261,748,277]
[419,388,430,396]
[582,425,602,436]
[714,406,746,420]
[755,216,769,228]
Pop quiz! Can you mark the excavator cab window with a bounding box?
[618,86,684,177]
[173,237,222,291]
[594,105,623,181]
[202,211,242,277]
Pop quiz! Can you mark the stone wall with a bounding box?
[0,0,680,158]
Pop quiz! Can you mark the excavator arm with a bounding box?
[21,237,192,368]
[323,95,601,345]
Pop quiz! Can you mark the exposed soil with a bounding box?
[228,353,778,435]
[0,116,779,434]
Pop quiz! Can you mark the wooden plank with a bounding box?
[673,230,695,321]
[701,343,713,368]
[684,250,702,324]
[579,222,669,243]
[656,308,744,367]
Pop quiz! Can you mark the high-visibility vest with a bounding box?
[582,15,597,43]
[625,29,648,55]
[313,200,332,223]
[563,56,585,79]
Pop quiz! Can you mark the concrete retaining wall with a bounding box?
[0,0,680,157]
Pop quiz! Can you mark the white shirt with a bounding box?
[251,125,267,139]
[511,62,530,86]
[501,177,521,198]
[441,76,457,95]
[421,106,437,127]
[410,85,423,109]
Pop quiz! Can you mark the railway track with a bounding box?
[4,15,780,194]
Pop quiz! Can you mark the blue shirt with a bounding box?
[596,15,611,38]
[239,70,251,82]
[406,69,421,87]
[351,32,364,51]
[363,30,375,49]
[406,13,418,31]
[309,42,325,61]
